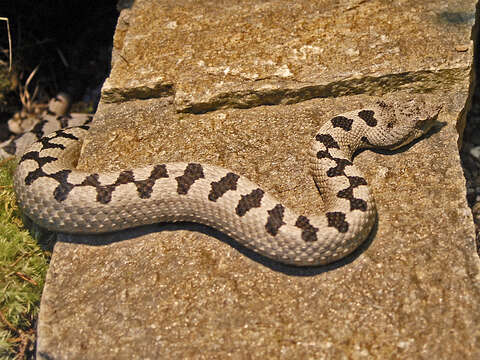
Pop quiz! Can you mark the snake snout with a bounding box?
[414,103,443,134]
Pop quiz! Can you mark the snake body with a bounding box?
[0,94,93,159]
[11,96,440,266]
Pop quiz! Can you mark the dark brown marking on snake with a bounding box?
[295,215,318,242]
[315,134,340,149]
[376,100,388,109]
[24,162,57,186]
[79,171,136,204]
[236,188,264,216]
[31,119,48,134]
[6,115,92,157]
[151,164,169,179]
[56,115,92,130]
[337,176,368,211]
[316,150,331,160]
[78,123,92,130]
[331,116,353,131]
[23,167,42,186]
[58,165,169,204]
[358,110,377,127]
[77,117,93,128]
[326,212,349,233]
[326,158,352,177]
[37,135,67,151]
[52,170,75,201]
[209,172,240,202]
[348,176,368,188]
[116,170,135,184]
[23,128,83,157]
[30,120,52,140]
[176,163,205,195]
[47,129,80,141]
[315,142,353,177]
[135,165,169,199]
[265,204,286,236]
[349,198,368,212]
[2,140,16,155]
[96,187,114,204]
[20,130,170,203]
[80,174,100,186]
[360,136,374,146]
[78,172,129,204]
[78,174,108,203]
[16,153,61,189]
[58,116,72,128]
[21,151,58,176]
[32,119,76,144]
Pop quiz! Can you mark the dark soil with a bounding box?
[0,0,119,113]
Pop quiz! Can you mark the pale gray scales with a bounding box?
[11,96,440,266]
[0,93,93,159]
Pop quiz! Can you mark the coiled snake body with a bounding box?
[11,96,440,266]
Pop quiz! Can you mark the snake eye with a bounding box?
[361,136,373,145]
[387,122,394,128]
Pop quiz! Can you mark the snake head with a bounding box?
[362,96,442,150]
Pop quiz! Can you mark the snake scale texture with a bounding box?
[10,95,440,266]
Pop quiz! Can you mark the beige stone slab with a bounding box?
[103,0,474,113]
[36,0,480,358]
[36,91,479,359]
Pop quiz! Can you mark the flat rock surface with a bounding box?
[36,0,479,359]
[104,0,473,113]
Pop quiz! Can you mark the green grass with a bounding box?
[0,158,51,359]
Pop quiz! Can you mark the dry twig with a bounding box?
[18,65,40,113]
[0,17,12,71]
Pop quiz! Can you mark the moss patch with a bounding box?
[0,159,51,359]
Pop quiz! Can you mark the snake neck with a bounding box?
[309,123,372,212]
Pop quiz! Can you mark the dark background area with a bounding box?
[0,0,119,113]
[0,2,119,357]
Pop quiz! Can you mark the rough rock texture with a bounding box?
[103,0,472,114]
[36,0,479,359]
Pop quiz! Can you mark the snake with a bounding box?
[10,95,440,266]
[0,94,93,159]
